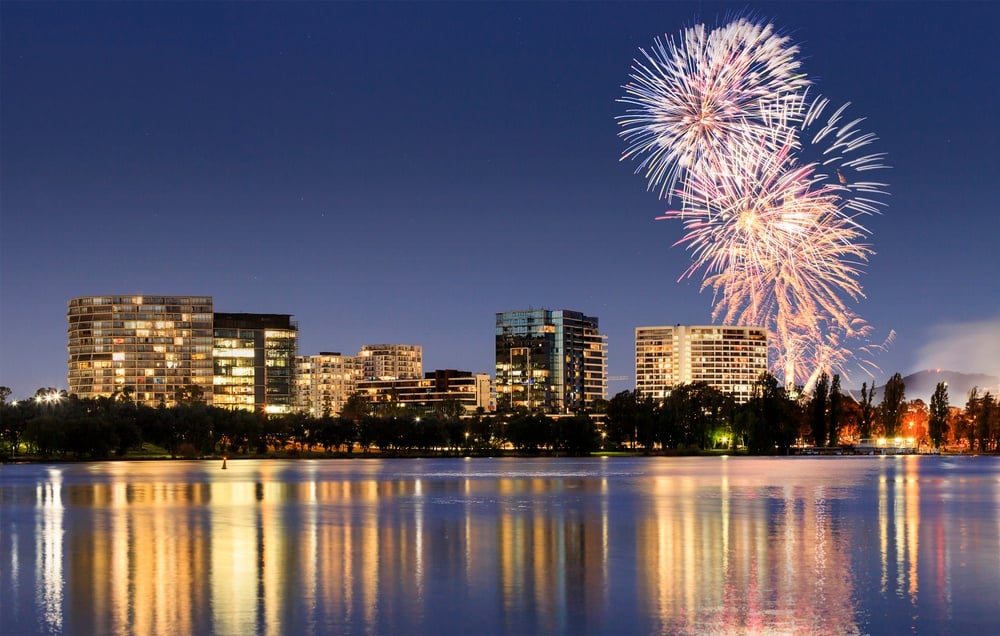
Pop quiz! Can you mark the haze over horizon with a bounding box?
[2,2,998,399]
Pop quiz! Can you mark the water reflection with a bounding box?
[36,467,63,634]
[636,462,859,634]
[1,457,998,635]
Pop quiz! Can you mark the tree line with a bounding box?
[0,387,603,460]
[2,373,998,461]
[606,372,998,453]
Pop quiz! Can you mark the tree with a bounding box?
[606,390,655,450]
[553,415,598,455]
[341,393,371,423]
[174,384,205,405]
[810,373,829,447]
[878,373,906,437]
[859,382,875,440]
[987,393,1000,451]
[2,400,28,459]
[905,399,929,446]
[0,386,11,405]
[928,382,950,449]
[433,398,466,423]
[962,388,981,450]
[504,413,552,452]
[661,382,729,451]
[742,373,798,455]
[973,392,996,452]
[828,375,843,447]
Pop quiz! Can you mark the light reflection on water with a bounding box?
[1,456,998,635]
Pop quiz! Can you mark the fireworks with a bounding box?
[619,18,890,392]
[618,18,809,200]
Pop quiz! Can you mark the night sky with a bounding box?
[2,1,998,400]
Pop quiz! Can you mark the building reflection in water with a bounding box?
[878,455,921,601]
[636,459,859,634]
[36,467,64,634]
[2,457,999,634]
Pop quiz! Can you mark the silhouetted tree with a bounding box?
[606,390,657,450]
[553,415,598,455]
[173,384,205,405]
[606,390,639,448]
[661,382,729,450]
[433,398,466,423]
[504,413,552,452]
[828,375,843,447]
[859,382,875,440]
[1,400,28,459]
[742,373,798,454]
[878,373,906,437]
[972,391,996,452]
[810,373,829,447]
[928,382,950,449]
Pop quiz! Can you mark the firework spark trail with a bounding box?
[620,18,890,392]
[617,18,809,201]
[669,107,885,390]
[660,138,877,391]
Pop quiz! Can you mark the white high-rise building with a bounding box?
[635,325,768,403]
[295,352,362,417]
[359,344,422,381]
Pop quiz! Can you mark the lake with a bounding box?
[1,456,998,635]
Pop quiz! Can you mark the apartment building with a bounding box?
[635,325,768,403]
[295,352,362,417]
[67,295,215,407]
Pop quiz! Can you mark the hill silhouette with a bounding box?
[854,370,1000,404]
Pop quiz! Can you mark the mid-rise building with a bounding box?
[67,295,215,407]
[635,325,768,403]
[213,313,298,413]
[295,352,362,417]
[495,309,607,413]
[357,370,492,415]
[359,344,422,380]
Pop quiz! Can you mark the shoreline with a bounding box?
[4,448,992,465]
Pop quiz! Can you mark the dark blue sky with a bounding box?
[2,1,998,400]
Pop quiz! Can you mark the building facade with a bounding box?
[213,313,298,413]
[359,344,423,380]
[295,352,362,417]
[67,295,215,407]
[635,325,768,403]
[357,370,492,415]
[495,309,607,413]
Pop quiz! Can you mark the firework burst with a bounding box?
[618,18,809,200]
[660,130,880,390]
[620,19,890,391]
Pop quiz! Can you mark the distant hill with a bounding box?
[852,370,1000,404]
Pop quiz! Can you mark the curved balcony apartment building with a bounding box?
[68,296,215,408]
[635,325,768,404]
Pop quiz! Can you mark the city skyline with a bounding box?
[2,2,999,399]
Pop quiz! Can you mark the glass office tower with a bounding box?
[495,309,607,413]
[213,313,298,413]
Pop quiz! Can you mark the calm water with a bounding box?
[1,456,998,635]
